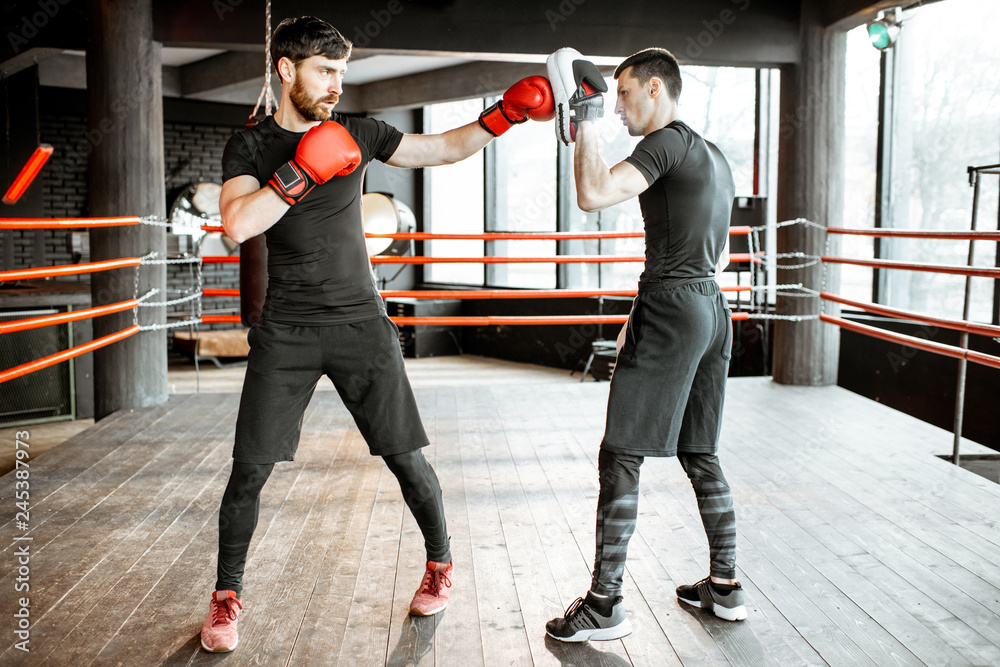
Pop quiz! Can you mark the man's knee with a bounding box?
[598,448,644,500]
[384,450,436,498]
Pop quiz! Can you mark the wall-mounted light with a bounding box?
[867,7,902,51]
[362,192,415,257]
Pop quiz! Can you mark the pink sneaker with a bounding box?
[200,590,242,652]
[409,560,453,616]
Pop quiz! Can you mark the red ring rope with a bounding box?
[0,257,142,282]
[821,292,1000,339]
[198,227,754,239]
[201,286,756,299]
[820,314,1000,371]
[0,299,140,335]
[0,216,142,229]
[201,315,242,324]
[821,255,1000,279]
[826,227,1000,241]
[0,324,141,384]
[369,253,759,265]
[198,313,750,325]
[203,254,757,266]
[392,313,750,325]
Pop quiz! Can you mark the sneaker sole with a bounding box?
[546,618,632,642]
[678,595,747,622]
[200,637,237,653]
[409,601,448,617]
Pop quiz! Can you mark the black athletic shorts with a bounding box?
[233,315,429,463]
[601,278,732,457]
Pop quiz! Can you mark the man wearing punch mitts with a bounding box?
[545,47,745,643]
[200,16,554,653]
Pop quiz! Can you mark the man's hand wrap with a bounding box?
[478,76,556,137]
[546,47,609,145]
[268,121,361,205]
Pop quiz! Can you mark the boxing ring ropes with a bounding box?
[2,166,1000,461]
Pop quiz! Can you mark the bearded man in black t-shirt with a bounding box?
[546,48,747,643]
[200,16,555,653]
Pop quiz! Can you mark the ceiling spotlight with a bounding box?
[867,8,902,51]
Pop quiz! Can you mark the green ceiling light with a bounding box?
[867,8,902,51]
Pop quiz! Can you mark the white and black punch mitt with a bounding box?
[546,47,608,145]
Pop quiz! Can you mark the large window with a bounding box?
[490,115,558,288]
[424,64,761,290]
[682,66,756,194]
[564,67,759,289]
[879,0,1000,322]
[840,24,881,303]
[426,99,485,285]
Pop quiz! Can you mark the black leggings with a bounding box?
[215,451,450,596]
[590,448,737,597]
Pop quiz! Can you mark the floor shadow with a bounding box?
[161,633,206,665]
[543,634,633,666]
[387,613,438,666]
[678,602,769,665]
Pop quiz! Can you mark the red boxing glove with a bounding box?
[479,76,556,137]
[268,121,362,205]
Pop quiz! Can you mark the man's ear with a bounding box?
[277,57,295,84]
[647,76,663,99]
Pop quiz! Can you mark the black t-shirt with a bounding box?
[624,120,735,286]
[221,114,403,325]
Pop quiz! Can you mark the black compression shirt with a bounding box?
[222,114,403,325]
[623,120,735,286]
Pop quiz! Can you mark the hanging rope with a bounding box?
[247,0,277,127]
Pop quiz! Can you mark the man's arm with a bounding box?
[387,75,554,169]
[386,121,493,169]
[573,122,649,212]
[221,122,361,243]
[715,235,730,276]
[219,176,290,244]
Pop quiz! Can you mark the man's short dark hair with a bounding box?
[271,16,352,75]
[614,48,682,102]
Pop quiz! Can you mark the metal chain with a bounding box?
[133,252,157,326]
[138,288,160,303]
[821,232,832,313]
[141,255,202,266]
[773,252,818,260]
[138,292,202,308]
[137,215,172,227]
[747,228,758,309]
[750,217,824,233]
[776,289,820,298]
[140,318,203,332]
[195,257,204,321]
[774,256,822,270]
[745,283,803,292]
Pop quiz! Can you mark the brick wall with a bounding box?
[32,112,243,330]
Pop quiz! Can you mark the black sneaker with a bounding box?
[545,592,632,642]
[676,577,747,621]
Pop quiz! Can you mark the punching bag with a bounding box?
[240,234,267,327]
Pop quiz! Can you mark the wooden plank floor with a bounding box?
[2,372,1000,666]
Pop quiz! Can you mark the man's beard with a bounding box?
[290,77,338,122]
